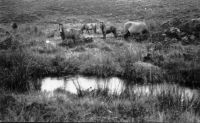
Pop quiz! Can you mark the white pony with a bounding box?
[123,21,150,41]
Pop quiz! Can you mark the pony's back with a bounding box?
[124,21,148,33]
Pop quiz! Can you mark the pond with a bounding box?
[41,76,125,95]
[40,75,199,100]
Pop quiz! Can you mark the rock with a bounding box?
[161,18,182,29]
[182,36,188,41]
[190,35,195,40]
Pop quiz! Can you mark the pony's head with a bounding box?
[58,23,64,33]
[80,24,86,34]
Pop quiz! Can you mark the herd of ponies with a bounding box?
[8,17,200,44]
[58,20,150,42]
[57,18,200,43]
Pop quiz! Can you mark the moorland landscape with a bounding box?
[0,0,200,122]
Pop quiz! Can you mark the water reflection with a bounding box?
[41,76,125,94]
[130,84,198,100]
[41,75,198,100]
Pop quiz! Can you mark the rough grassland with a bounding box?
[0,0,200,122]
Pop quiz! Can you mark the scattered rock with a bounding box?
[164,27,181,40]
[190,35,196,40]
[161,18,183,29]
[179,18,200,38]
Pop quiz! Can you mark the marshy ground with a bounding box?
[0,0,200,122]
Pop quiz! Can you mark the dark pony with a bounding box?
[59,23,81,44]
[100,22,117,39]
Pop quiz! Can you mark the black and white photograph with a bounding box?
[0,0,200,122]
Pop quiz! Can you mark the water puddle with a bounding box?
[40,75,199,100]
[41,76,125,95]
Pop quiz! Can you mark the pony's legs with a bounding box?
[73,39,76,44]
[103,33,106,39]
[93,27,97,34]
[135,33,141,41]
[86,29,89,34]
[124,31,130,40]
[114,30,118,38]
[113,32,117,38]
[104,34,106,39]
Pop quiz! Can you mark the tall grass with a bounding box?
[79,50,122,77]
[1,82,200,122]
[0,48,33,92]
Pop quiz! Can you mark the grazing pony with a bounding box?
[80,23,97,34]
[123,21,150,41]
[59,23,81,44]
[100,22,117,39]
